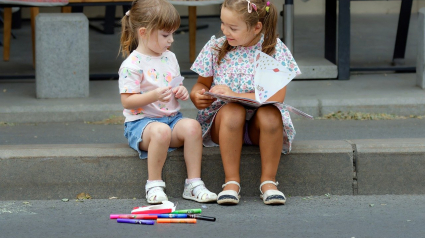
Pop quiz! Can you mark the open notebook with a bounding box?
[205,50,313,119]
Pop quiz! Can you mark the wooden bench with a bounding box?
[2,0,223,66]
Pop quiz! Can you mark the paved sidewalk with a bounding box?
[1,73,424,123]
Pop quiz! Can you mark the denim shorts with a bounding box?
[124,112,183,159]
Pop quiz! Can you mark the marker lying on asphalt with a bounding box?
[117,219,155,225]
[170,209,202,214]
[157,218,197,224]
[110,214,157,219]
[154,214,215,221]
[186,214,216,222]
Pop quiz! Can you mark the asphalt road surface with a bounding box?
[1,195,424,238]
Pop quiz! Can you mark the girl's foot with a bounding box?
[259,181,286,205]
[145,180,168,204]
[217,181,241,205]
[182,179,217,203]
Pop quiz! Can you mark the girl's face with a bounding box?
[220,7,261,47]
[138,29,174,56]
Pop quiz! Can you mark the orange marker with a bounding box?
[157,218,197,224]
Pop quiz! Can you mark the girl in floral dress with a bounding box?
[118,0,217,204]
[190,0,301,205]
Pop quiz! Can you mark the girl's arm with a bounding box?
[121,86,172,109]
[190,76,216,109]
[266,87,287,103]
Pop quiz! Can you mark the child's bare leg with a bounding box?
[248,105,283,193]
[169,118,202,179]
[139,122,172,180]
[171,118,217,202]
[210,103,246,192]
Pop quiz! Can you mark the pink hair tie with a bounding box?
[126,10,130,16]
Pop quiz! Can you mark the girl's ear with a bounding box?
[253,22,263,35]
[138,27,147,37]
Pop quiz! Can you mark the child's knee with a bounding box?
[151,123,172,143]
[181,119,202,137]
[257,107,282,130]
[220,103,246,125]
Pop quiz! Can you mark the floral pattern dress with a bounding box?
[190,35,301,153]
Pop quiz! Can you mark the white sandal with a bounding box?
[145,181,168,204]
[217,181,241,205]
[182,180,217,203]
[259,181,286,205]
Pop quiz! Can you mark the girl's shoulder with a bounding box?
[273,38,290,54]
[163,50,177,59]
[205,35,226,50]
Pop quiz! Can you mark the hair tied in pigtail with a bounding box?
[265,1,270,13]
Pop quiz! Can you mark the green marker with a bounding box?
[171,209,202,214]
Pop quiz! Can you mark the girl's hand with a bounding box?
[155,86,172,103]
[210,85,235,96]
[192,88,216,109]
[172,86,189,101]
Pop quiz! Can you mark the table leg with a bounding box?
[3,7,12,61]
[324,0,336,64]
[31,7,39,68]
[338,0,350,80]
[189,6,196,63]
[103,6,116,34]
[392,0,413,66]
[61,6,72,13]
[283,0,294,52]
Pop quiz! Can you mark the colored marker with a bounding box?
[110,214,157,219]
[155,214,216,221]
[170,209,202,214]
[157,218,196,224]
[187,214,216,222]
[156,214,188,218]
[110,214,191,219]
[117,218,155,225]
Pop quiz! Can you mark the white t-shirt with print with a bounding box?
[118,50,181,122]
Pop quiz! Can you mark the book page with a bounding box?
[253,50,297,103]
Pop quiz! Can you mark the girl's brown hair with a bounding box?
[216,0,278,64]
[119,0,181,58]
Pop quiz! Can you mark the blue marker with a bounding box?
[155,214,188,218]
[117,218,155,225]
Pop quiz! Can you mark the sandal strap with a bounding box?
[222,181,241,194]
[187,181,215,199]
[186,180,206,198]
[145,181,166,191]
[259,180,279,194]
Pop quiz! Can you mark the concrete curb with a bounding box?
[2,75,425,123]
[2,96,425,123]
[1,138,424,200]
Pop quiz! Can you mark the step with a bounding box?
[295,56,338,79]
[1,138,424,200]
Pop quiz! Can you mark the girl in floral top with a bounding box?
[190,0,301,205]
[119,0,217,204]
